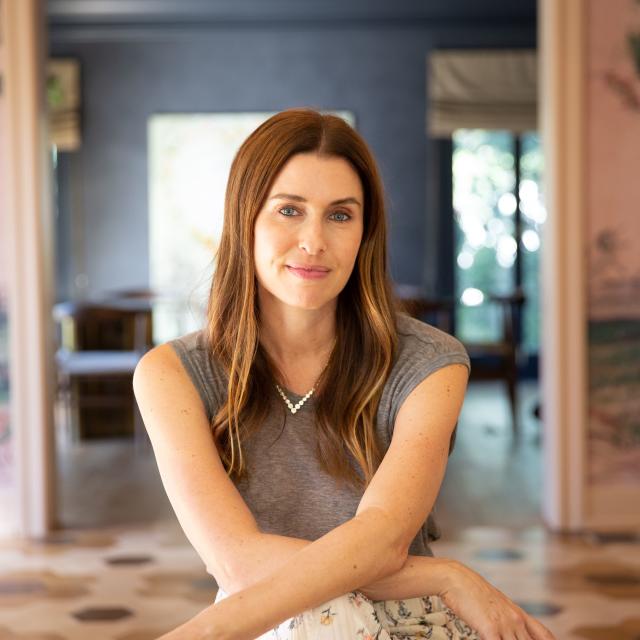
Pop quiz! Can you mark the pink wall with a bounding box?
[586,0,640,486]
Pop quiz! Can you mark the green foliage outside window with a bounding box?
[452,130,545,355]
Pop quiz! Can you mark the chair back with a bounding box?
[54,301,153,353]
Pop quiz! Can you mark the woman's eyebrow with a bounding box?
[269,193,361,207]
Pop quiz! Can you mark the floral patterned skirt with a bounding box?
[213,588,480,640]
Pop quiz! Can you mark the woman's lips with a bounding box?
[285,265,331,280]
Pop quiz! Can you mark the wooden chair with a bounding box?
[397,286,526,439]
[53,300,154,451]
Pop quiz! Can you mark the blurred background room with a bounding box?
[0,0,639,638]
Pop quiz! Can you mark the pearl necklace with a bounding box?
[275,383,316,414]
[274,339,336,415]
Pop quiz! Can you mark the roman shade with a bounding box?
[428,49,538,136]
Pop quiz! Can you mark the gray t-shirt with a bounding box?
[169,312,470,576]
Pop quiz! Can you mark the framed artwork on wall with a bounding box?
[47,58,81,151]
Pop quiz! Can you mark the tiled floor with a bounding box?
[0,521,214,639]
[0,381,638,639]
[1,521,639,639]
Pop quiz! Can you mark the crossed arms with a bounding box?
[133,344,468,640]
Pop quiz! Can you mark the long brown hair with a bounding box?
[205,108,401,491]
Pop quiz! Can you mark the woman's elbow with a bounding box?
[368,538,407,583]
[358,508,410,577]
[390,541,409,574]
[382,523,412,576]
[207,566,242,596]
[379,515,412,573]
[205,557,247,596]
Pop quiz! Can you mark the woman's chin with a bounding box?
[283,296,337,312]
[257,281,341,312]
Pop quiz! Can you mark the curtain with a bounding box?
[427,49,537,136]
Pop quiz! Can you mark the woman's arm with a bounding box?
[133,343,443,602]
[226,530,450,600]
[133,346,406,640]
[135,340,457,599]
[225,363,469,597]
[137,348,551,639]
[203,545,555,640]
[162,507,407,640]
[135,351,467,639]
[361,556,556,639]
[133,345,407,601]
[133,345,262,595]
[154,366,470,640]
[165,533,555,640]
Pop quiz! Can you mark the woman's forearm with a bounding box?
[224,531,311,593]
[358,554,452,601]
[229,532,451,602]
[183,507,406,640]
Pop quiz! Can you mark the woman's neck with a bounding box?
[258,297,337,366]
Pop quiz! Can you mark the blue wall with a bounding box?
[49,1,536,302]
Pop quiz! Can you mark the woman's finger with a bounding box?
[525,613,557,640]
[476,610,531,640]
[510,612,535,640]
[514,627,535,640]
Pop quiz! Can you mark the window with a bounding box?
[452,129,545,356]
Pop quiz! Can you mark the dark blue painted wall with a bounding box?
[50,3,536,302]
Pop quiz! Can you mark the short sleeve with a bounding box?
[168,330,225,422]
[380,314,471,438]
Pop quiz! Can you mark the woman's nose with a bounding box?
[298,218,327,254]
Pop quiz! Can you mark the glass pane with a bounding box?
[452,130,516,343]
[520,131,545,355]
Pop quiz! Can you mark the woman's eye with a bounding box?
[277,206,351,222]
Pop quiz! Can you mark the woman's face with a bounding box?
[254,152,364,312]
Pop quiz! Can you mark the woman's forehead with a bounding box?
[268,153,363,202]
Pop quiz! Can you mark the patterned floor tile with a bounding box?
[473,548,525,561]
[585,531,640,545]
[570,617,640,640]
[0,532,117,557]
[0,627,66,640]
[71,606,133,621]
[515,601,564,617]
[545,560,640,599]
[0,571,94,607]
[138,571,218,604]
[0,580,47,596]
[114,630,169,640]
[105,555,154,566]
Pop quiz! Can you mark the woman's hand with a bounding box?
[438,560,557,640]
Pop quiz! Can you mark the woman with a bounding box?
[133,108,555,640]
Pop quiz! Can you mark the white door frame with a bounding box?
[539,0,589,531]
[0,0,57,538]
